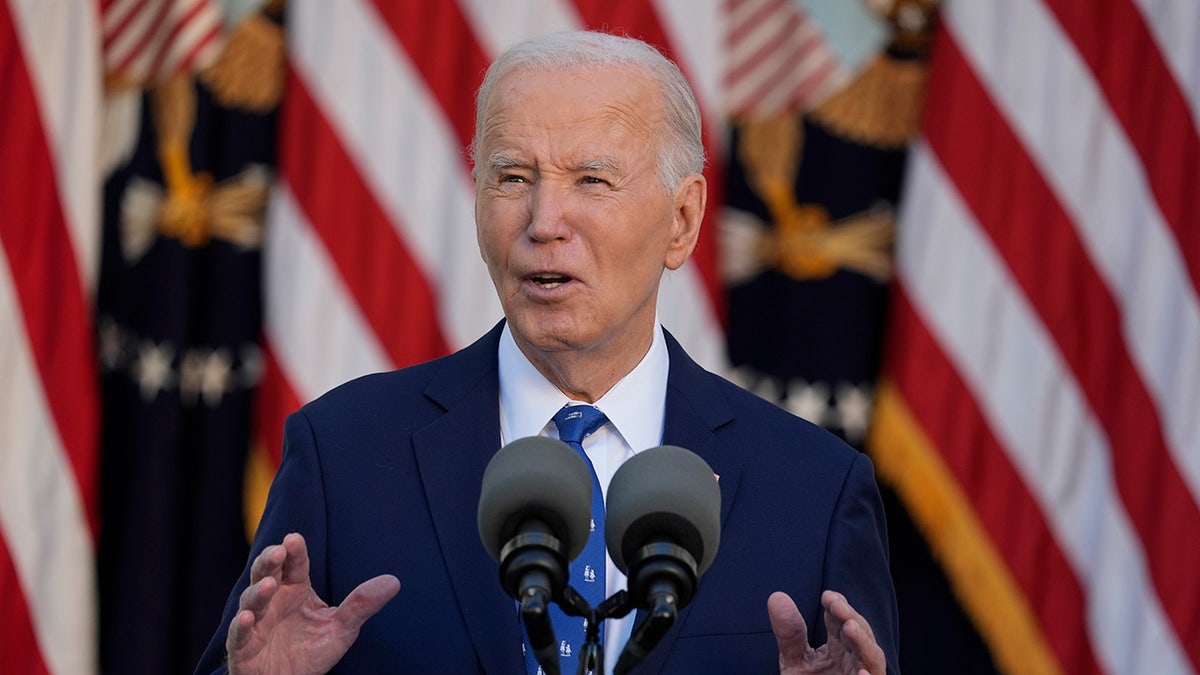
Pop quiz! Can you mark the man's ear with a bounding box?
[664,173,707,271]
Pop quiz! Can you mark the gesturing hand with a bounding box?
[226,532,401,675]
[768,590,886,675]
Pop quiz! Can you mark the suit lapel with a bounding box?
[412,324,525,673]
[632,331,744,674]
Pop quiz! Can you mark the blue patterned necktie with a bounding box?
[523,404,609,675]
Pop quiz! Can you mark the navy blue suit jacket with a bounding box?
[197,323,899,673]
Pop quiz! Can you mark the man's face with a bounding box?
[474,64,704,374]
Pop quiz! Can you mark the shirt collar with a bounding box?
[497,321,669,452]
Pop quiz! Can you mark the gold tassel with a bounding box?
[208,166,270,249]
[809,55,927,150]
[151,75,215,247]
[736,112,804,202]
[809,0,939,149]
[199,12,286,112]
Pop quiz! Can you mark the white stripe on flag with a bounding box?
[265,183,393,402]
[0,255,97,675]
[898,145,1192,675]
[289,0,503,351]
[145,0,222,80]
[947,0,1200,503]
[103,0,162,70]
[654,0,725,145]
[10,0,102,290]
[459,0,581,57]
[101,0,141,33]
[1132,0,1200,127]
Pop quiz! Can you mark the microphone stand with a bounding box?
[558,587,637,675]
[553,543,697,674]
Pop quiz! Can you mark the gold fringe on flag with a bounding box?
[869,380,1063,675]
[243,441,276,541]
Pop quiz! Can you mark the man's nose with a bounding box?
[526,182,572,242]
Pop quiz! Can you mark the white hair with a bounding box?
[472,30,706,191]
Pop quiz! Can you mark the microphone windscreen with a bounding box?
[478,436,594,562]
[605,445,721,576]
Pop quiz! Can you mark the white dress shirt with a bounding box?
[497,321,670,673]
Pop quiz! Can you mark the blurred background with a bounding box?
[2,0,1197,673]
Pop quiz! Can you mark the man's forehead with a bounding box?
[479,67,661,140]
[485,63,657,115]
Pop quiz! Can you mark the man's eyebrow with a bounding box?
[486,154,528,171]
[573,157,621,173]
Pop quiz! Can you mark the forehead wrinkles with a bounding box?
[477,67,665,163]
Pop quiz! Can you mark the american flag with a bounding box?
[3,0,239,673]
[0,1,102,674]
[7,0,1197,673]
[872,0,1200,673]
[101,0,223,88]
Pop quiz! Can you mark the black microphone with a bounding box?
[478,436,594,675]
[605,445,721,675]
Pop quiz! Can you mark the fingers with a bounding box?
[821,590,886,675]
[228,578,284,655]
[239,574,280,616]
[280,532,312,585]
[335,574,402,633]
[249,541,287,585]
[230,552,286,655]
[232,533,306,654]
[247,533,310,592]
[766,591,810,666]
[227,607,258,652]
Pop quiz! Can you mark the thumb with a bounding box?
[335,574,401,633]
[767,591,810,666]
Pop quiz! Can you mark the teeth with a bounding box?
[531,274,569,289]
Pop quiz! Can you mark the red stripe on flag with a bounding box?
[571,0,726,323]
[724,10,803,86]
[926,31,1200,667]
[253,343,303,470]
[0,534,51,675]
[787,58,838,111]
[886,290,1103,673]
[726,0,790,47]
[112,0,175,74]
[280,67,449,368]
[142,0,209,81]
[1044,0,1200,295]
[0,1,100,535]
[367,0,488,153]
[173,20,220,76]
[102,0,151,51]
[730,21,823,115]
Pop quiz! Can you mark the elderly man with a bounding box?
[197,30,898,674]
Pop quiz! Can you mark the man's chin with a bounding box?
[508,317,586,354]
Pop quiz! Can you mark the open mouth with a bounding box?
[529,273,572,289]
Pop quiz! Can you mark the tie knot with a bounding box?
[553,405,609,446]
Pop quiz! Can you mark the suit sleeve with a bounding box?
[823,452,901,674]
[193,410,332,674]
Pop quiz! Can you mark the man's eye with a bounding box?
[581,176,607,185]
[501,174,526,183]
